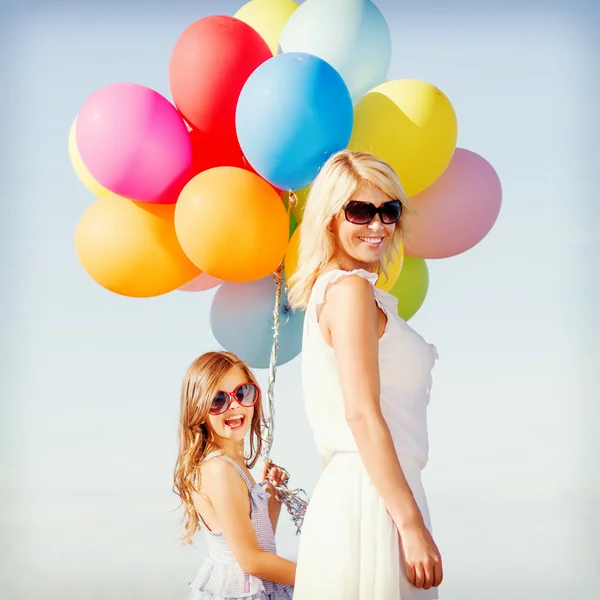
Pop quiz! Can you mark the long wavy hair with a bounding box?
[287,150,412,311]
[173,351,264,544]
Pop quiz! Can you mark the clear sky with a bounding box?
[0,0,598,598]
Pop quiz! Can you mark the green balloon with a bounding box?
[282,191,299,239]
[388,255,429,321]
[290,185,309,224]
[289,209,298,239]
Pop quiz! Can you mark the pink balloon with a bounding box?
[178,273,222,292]
[76,83,193,204]
[404,148,502,259]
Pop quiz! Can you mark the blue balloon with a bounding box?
[210,276,305,369]
[236,52,353,191]
[279,0,391,102]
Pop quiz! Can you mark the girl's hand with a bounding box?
[260,459,288,497]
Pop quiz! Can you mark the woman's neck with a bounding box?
[327,256,376,273]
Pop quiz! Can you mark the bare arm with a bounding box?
[320,275,442,589]
[267,494,283,533]
[261,461,284,533]
[320,276,422,526]
[202,460,296,585]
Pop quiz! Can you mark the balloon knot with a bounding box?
[288,190,298,208]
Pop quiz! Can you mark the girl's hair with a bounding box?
[173,351,264,544]
[287,150,412,311]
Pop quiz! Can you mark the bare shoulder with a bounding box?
[323,273,377,310]
[319,274,380,346]
[200,457,246,495]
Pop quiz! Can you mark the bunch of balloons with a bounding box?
[69,0,502,369]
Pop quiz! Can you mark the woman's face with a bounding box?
[206,367,256,444]
[330,184,397,270]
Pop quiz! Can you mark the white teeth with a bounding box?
[225,415,244,425]
[359,237,383,244]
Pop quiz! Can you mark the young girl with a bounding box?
[174,350,295,600]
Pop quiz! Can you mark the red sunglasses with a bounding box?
[209,382,260,416]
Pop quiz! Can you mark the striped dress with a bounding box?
[187,452,294,600]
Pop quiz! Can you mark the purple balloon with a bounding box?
[76,83,192,204]
[404,148,502,259]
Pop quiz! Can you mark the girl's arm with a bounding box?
[267,495,283,534]
[261,461,284,533]
[202,458,296,586]
[320,275,443,590]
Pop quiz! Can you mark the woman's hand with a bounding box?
[398,521,443,590]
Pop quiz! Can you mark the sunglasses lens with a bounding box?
[236,383,258,406]
[345,201,375,224]
[381,201,402,224]
[210,392,229,415]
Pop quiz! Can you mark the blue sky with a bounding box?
[0,1,598,598]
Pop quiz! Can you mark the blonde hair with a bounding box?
[173,351,264,544]
[287,150,411,311]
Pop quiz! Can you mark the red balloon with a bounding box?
[169,16,272,148]
[188,127,247,174]
[184,119,280,194]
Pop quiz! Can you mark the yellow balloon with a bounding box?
[75,195,200,297]
[68,117,110,198]
[349,79,458,197]
[284,227,300,280]
[378,240,404,292]
[284,228,404,292]
[235,0,299,55]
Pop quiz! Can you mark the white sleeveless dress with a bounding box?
[293,269,439,600]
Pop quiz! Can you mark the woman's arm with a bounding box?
[202,459,296,585]
[320,275,442,590]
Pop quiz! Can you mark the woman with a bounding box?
[287,150,443,599]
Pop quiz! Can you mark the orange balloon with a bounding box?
[75,195,200,297]
[284,228,404,292]
[175,167,289,282]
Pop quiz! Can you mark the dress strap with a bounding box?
[203,452,254,491]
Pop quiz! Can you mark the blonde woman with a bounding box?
[288,151,443,599]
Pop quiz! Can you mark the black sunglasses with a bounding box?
[344,200,402,225]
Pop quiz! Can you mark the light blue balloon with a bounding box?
[279,0,391,102]
[210,276,305,369]
[236,52,353,191]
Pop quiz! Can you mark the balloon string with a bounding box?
[260,191,309,534]
[261,265,283,459]
[262,189,297,454]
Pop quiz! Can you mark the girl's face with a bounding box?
[206,367,256,443]
[330,184,397,270]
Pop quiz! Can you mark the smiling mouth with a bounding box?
[224,414,246,430]
[359,236,384,246]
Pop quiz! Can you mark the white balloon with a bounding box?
[279,0,391,102]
